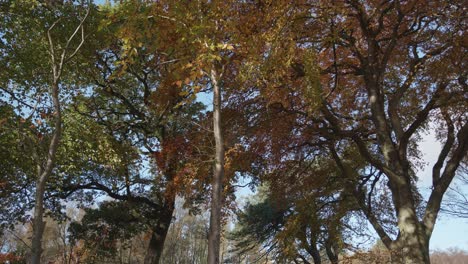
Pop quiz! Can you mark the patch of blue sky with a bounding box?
[418,128,468,251]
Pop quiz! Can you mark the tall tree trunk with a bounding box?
[392,226,430,264]
[208,68,224,264]
[383,177,430,264]
[144,197,175,263]
[394,205,430,264]
[29,10,88,262]
[30,172,46,264]
[29,82,62,264]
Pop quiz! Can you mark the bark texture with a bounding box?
[144,203,174,264]
[208,68,224,264]
[321,2,468,263]
[29,82,62,264]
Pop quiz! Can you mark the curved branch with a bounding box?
[61,181,163,212]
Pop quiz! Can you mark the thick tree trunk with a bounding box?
[144,200,175,264]
[208,68,224,264]
[144,219,172,264]
[393,207,430,264]
[391,233,430,264]
[387,179,430,264]
[144,222,170,263]
[398,239,430,264]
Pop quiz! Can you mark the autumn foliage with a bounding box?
[0,0,466,264]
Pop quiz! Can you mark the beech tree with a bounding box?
[234,1,466,263]
[311,2,466,263]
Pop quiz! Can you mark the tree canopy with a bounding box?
[0,1,466,264]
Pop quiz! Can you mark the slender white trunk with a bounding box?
[208,68,224,264]
[29,82,62,264]
[29,9,89,262]
[30,173,46,264]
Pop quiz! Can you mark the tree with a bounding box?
[106,2,239,263]
[1,1,465,263]
[311,2,465,263]
[0,1,93,262]
[230,156,357,264]
[54,2,210,263]
[233,1,466,263]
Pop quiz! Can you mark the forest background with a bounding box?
[0,0,467,263]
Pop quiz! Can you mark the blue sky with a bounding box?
[418,131,468,250]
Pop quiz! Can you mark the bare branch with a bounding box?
[424,122,468,236]
[399,82,447,154]
[432,111,455,185]
[60,181,164,212]
[47,18,62,77]
[61,5,91,66]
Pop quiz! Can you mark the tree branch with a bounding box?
[432,111,455,185]
[61,181,163,212]
[328,145,394,249]
[423,121,468,236]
